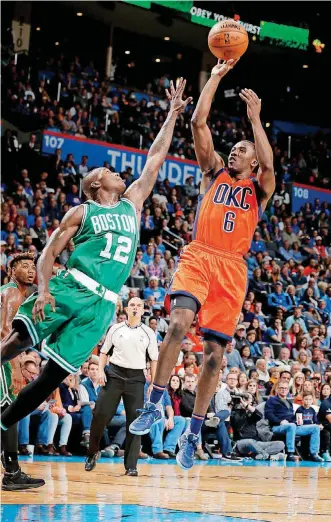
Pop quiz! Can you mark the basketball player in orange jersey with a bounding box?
[130,59,275,469]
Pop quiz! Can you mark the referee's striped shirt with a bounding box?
[101,321,158,370]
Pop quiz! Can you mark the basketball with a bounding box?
[208,19,249,60]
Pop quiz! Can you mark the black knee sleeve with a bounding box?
[170,294,199,314]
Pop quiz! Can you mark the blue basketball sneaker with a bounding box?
[176,431,199,470]
[129,401,163,435]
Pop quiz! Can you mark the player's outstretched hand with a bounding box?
[165,77,193,114]
[211,58,239,77]
[239,88,261,123]
[32,291,56,323]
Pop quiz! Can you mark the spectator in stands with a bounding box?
[233,325,247,352]
[242,300,255,325]
[279,240,295,262]
[151,304,168,335]
[250,232,265,254]
[296,349,312,369]
[275,347,292,368]
[245,330,262,358]
[18,356,55,455]
[79,362,89,382]
[318,386,331,461]
[292,265,308,289]
[206,372,241,460]
[291,372,305,405]
[311,349,328,374]
[284,322,304,352]
[256,359,270,384]
[262,346,276,370]
[265,367,280,396]
[47,387,73,456]
[167,375,183,417]
[232,393,285,461]
[148,316,163,345]
[224,341,245,372]
[142,243,155,264]
[286,285,300,310]
[263,318,283,344]
[240,345,255,372]
[268,282,292,313]
[60,374,93,448]
[180,375,208,460]
[149,384,186,459]
[78,156,89,177]
[293,336,311,360]
[147,253,165,279]
[265,381,322,461]
[238,373,248,392]
[143,276,166,303]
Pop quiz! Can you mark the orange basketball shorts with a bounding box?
[167,241,248,342]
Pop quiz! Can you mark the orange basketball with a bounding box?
[208,19,249,60]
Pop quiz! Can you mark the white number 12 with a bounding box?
[100,232,132,265]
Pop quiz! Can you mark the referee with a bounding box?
[85,297,158,476]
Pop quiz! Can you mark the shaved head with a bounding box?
[82,167,126,200]
[82,168,104,198]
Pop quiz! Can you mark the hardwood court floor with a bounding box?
[2,457,331,522]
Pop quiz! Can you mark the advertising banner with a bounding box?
[42,131,202,186]
[291,182,331,212]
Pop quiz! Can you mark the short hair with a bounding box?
[303,391,313,398]
[184,373,196,381]
[88,360,99,369]
[8,252,35,276]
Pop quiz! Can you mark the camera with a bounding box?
[230,390,251,406]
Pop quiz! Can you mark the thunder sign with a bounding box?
[42,131,202,186]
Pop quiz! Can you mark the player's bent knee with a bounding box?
[204,350,224,374]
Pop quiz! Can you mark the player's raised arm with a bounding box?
[124,78,192,211]
[239,89,275,204]
[32,205,84,322]
[191,59,238,180]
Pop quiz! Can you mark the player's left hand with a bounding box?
[239,88,261,123]
[165,77,193,114]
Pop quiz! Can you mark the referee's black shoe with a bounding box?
[85,452,100,472]
[125,468,138,477]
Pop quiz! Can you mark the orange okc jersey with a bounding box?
[167,168,262,342]
[193,168,260,255]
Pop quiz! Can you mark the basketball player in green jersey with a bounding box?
[0,78,192,436]
[1,253,45,490]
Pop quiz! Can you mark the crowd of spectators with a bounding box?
[1,50,331,464]
[3,52,331,187]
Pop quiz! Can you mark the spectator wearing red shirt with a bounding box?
[314,237,327,259]
[167,375,182,417]
[303,259,319,277]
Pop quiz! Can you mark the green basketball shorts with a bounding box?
[14,269,117,373]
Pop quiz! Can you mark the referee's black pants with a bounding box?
[88,364,145,471]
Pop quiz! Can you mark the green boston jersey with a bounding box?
[67,198,139,293]
[1,281,19,293]
[0,281,19,405]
